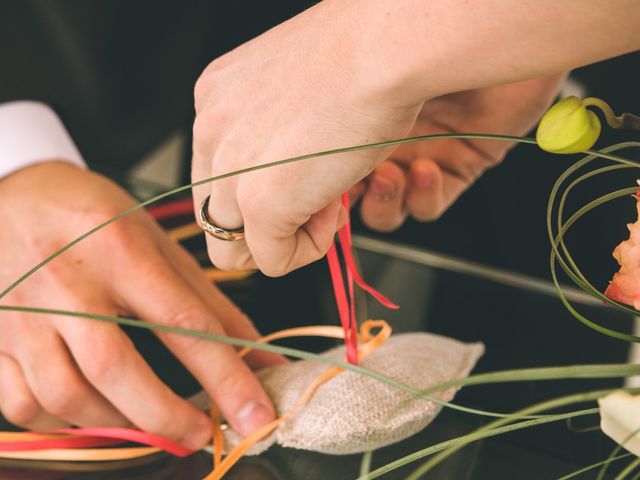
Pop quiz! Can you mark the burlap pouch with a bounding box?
[224,329,484,455]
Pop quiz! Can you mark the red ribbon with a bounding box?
[327,193,399,365]
[147,198,194,221]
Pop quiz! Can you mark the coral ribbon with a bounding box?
[146,198,194,221]
[327,193,398,364]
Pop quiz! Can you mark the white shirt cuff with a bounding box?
[0,101,87,179]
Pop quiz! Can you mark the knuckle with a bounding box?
[212,366,246,396]
[193,109,228,159]
[82,351,117,385]
[71,325,132,386]
[193,75,210,112]
[193,63,226,110]
[40,382,82,418]
[236,194,266,229]
[162,306,211,350]
[101,221,156,264]
[82,200,131,230]
[103,218,136,249]
[193,68,221,112]
[2,394,40,426]
[192,111,211,144]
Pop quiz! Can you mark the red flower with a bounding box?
[604,187,640,309]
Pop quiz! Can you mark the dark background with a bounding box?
[0,2,639,478]
[1,0,638,285]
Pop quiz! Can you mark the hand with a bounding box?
[352,75,566,231]
[0,163,283,448]
[192,2,424,277]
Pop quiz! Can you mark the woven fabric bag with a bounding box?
[224,329,484,455]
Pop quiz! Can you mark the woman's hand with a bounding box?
[192,2,424,277]
[353,75,566,231]
[0,162,282,448]
[193,0,637,277]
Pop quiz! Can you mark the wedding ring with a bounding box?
[198,195,245,241]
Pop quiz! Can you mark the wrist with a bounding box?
[319,0,439,112]
[0,161,85,194]
[325,0,640,112]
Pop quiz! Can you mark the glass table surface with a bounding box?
[0,234,633,480]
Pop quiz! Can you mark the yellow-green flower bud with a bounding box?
[536,96,601,154]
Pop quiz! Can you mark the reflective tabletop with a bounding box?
[0,234,633,479]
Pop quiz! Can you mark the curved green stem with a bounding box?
[550,189,640,342]
[360,450,373,479]
[546,143,639,312]
[557,453,633,480]
[402,388,639,480]
[614,458,640,480]
[597,427,640,480]
[557,163,636,286]
[583,98,640,131]
[356,388,611,480]
[1,133,635,302]
[545,142,640,341]
[358,410,597,480]
[583,97,625,129]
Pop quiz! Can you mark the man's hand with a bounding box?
[0,163,282,448]
[353,76,566,231]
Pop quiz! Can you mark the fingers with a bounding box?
[359,162,407,232]
[203,190,257,272]
[0,353,66,430]
[192,152,256,272]
[159,239,287,371]
[56,317,212,449]
[348,181,366,206]
[11,324,130,430]
[119,255,277,438]
[405,158,447,222]
[358,156,472,229]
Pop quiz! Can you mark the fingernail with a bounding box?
[370,175,397,201]
[236,400,274,437]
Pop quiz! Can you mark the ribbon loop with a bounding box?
[327,193,399,365]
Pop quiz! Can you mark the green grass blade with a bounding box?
[360,450,374,479]
[357,408,598,480]
[556,453,633,480]
[402,389,639,479]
